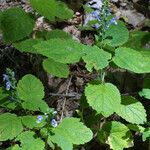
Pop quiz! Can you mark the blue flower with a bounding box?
[51,119,57,128]
[110,17,117,25]
[3,74,9,82]
[3,74,14,91]
[92,11,100,21]
[5,81,12,91]
[36,115,43,123]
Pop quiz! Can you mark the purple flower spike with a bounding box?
[51,119,58,128]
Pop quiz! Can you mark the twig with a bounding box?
[47,92,81,99]
[60,76,72,122]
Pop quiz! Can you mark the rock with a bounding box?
[121,9,146,27]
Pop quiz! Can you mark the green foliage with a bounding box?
[0,113,23,141]
[127,124,145,133]
[98,121,133,150]
[43,58,70,78]
[0,84,17,110]
[113,47,150,73]
[124,31,150,50]
[0,87,8,100]
[13,39,43,53]
[45,29,72,40]
[21,115,46,129]
[30,0,73,21]
[34,38,86,64]
[139,89,150,99]
[0,8,34,43]
[16,131,45,150]
[1,1,150,149]
[17,74,49,112]
[82,46,111,72]
[104,21,129,47]
[142,128,150,141]
[116,96,147,124]
[49,117,93,150]
[6,145,20,150]
[85,83,121,117]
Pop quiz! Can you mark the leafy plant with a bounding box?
[0,0,150,149]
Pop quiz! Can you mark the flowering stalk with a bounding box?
[98,0,110,41]
[89,0,117,42]
[3,68,19,103]
[86,0,118,83]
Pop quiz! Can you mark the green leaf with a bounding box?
[124,31,150,50]
[116,96,147,124]
[49,117,93,150]
[127,124,145,133]
[142,128,150,141]
[139,89,150,99]
[55,1,74,20]
[0,87,9,100]
[21,115,46,129]
[17,74,44,102]
[34,38,86,64]
[6,145,21,150]
[30,0,73,21]
[98,121,133,150]
[17,74,49,112]
[46,29,72,40]
[22,99,49,113]
[0,88,16,109]
[48,133,73,150]
[104,21,129,47]
[30,0,57,21]
[16,131,45,150]
[43,58,70,78]
[13,39,43,53]
[82,46,111,72]
[85,83,121,117]
[113,47,150,73]
[1,8,34,43]
[0,113,23,141]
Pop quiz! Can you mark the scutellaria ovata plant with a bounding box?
[0,0,150,150]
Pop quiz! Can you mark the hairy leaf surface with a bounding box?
[16,131,45,150]
[113,47,150,73]
[0,113,23,141]
[17,74,49,112]
[116,96,147,124]
[0,8,34,42]
[13,39,43,53]
[104,21,129,47]
[85,83,121,117]
[43,58,69,78]
[82,46,111,72]
[30,0,73,21]
[34,38,86,63]
[22,115,46,129]
[98,121,133,150]
[49,117,93,150]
